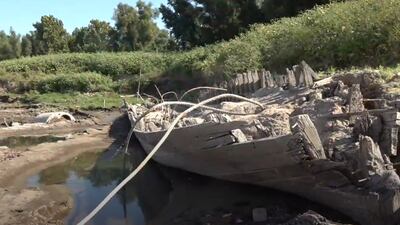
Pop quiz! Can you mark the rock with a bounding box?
[333,81,349,99]
[231,129,247,143]
[333,71,384,98]
[252,208,267,222]
[353,114,382,143]
[146,122,159,132]
[358,135,385,177]
[308,90,323,101]
[11,122,21,127]
[0,146,9,150]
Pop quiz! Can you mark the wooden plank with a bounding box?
[300,61,316,86]
[265,71,275,88]
[253,70,260,91]
[259,69,266,89]
[243,72,251,94]
[233,76,239,95]
[293,64,303,86]
[286,68,296,88]
[237,73,244,95]
[290,114,326,159]
[247,71,255,93]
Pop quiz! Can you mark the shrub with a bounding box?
[36,72,114,93]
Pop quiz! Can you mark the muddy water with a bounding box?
[26,140,355,225]
[0,135,66,148]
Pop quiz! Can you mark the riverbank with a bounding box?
[0,102,122,225]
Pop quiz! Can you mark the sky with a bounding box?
[0,0,167,35]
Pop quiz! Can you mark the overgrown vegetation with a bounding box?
[18,92,139,110]
[0,71,115,93]
[1,0,400,93]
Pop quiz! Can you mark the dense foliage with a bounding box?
[1,0,400,93]
[31,15,70,54]
[160,0,332,48]
[0,0,176,61]
[69,20,113,53]
[36,72,114,93]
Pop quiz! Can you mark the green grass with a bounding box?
[1,0,400,92]
[18,92,140,110]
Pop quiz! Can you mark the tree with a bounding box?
[84,20,112,52]
[0,28,22,60]
[69,27,86,52]
[21,35,32,57]
[112,1,159,51]
[69,20,112,52]
[150,29,178,52]
[32,15,69,54]
[0,31,13,60]
[160,0,332,48]
[159,0,204,49]
[8,28,21,58]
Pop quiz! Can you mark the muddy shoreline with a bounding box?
[0,103,121,225]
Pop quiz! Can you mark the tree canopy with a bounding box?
[32,15,69,54]
[111,1,160,51]
[160,0,332,48]
[69,20,112,52]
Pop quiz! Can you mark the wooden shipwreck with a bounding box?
[127,62,400,225]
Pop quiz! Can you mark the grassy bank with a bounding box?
[1,0,400,93]
[13,92,139,110]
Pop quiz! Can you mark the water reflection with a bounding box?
[27,138,355,225]
[27,139,170,225]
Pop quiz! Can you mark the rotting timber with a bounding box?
[126,62,400,225]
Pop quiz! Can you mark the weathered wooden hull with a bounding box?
[134,121,400,225]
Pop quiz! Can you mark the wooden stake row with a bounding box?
[219,61,318,96]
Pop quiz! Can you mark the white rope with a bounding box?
[77,93,263,225]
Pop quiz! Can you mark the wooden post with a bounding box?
[259,69,266,89]
[237,73,244,96]
[286,68,296,88]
